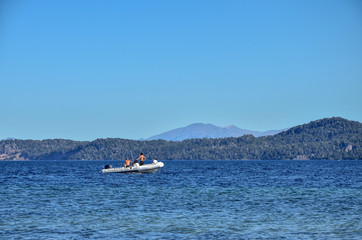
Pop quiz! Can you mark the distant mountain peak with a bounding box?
[147,123,285,141]
[225,124,237,129]
[188,123,215,127]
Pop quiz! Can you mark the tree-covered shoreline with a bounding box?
[1,117,361,160]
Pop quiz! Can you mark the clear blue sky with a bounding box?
[1,0,361,140]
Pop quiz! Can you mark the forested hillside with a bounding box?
[1,117,361,160]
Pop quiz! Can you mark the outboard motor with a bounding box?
[104,164,112,169]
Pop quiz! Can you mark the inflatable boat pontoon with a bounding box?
[102,160,164,174]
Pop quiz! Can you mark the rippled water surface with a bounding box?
[0,160,361,239]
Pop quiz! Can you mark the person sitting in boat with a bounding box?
[124,157,133,168]
[136,153,146,166]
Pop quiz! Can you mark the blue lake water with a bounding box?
[0,160,361,239]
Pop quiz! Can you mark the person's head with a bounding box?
[140,153,143,155]
[126,157,129,160]
[155,158,158,160]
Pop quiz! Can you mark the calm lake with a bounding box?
[0,160,361,239]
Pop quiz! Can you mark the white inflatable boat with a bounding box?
[102,160,164,174]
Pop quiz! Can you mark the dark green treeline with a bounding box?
[1,117,361,160]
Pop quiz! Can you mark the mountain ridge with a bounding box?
[147,123,286,141]
[0,117,361,160]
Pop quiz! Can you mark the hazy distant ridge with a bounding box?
[0,117,361,160]
[147,123,285,141]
